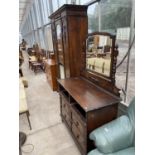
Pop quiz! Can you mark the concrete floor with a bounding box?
[19,51,81,155]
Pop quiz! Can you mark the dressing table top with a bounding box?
[58,77,121,112]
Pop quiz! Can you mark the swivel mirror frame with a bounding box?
[81,32,119,96]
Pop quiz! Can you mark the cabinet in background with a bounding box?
[45,59,57,91]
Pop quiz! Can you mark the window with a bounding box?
[35,0,42,27]
[59,0,67,7]
[28,14,33,31]
[40,0,51,24]
[39,29,45,49]
[99,0,132,33]
[52,0,59,12]
[98,0,134,105]
[87,3,99,33]
[126,40,135,104]
[29,10,35,30]
[80,0,91,5]
[31,6,37,29]
[44,25,53,51]
[34,31,39,44]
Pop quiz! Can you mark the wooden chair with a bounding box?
[29,55,38,69]
[29,43,47,74]
[31,52,45,74]
[28,48,36,56]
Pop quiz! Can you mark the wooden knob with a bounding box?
[76,121,79,126]
[76,134,79,139]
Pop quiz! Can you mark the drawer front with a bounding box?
[62,111,71,127]
[62,101,69,116]
[71,107,86,137]
[61,98,71,127]
[72,123,86,153]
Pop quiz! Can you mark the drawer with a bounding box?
[72,123,86,153]
[62,111,71,127]
[62,99,70,113]
[62,103,69,117]
[71,106,86,136]
[61,99,71,127]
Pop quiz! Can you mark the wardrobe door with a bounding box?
[62,17,70,78]
[55,20,65,79]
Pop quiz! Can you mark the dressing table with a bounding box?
[49,4,121,155]
[58,77,120,154]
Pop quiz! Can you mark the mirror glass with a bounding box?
[86,35,112,77]
[56,24,62,51]
[59,64,65,79]
[56,24,64,65]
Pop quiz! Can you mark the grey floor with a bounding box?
[19,51,81,155]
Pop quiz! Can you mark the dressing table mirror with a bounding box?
[81,32,119,95]
[86,33,112,77]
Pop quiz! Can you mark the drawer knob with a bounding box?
[76,134,79,139]
[75,121,79,126]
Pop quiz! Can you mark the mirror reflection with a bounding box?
[56,24,62,51]
[56,24,64,64]
[86,35,112,77]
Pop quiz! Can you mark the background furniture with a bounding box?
[28,44,46,74]
[49,4,88,79]
[45,59,58,91]
[19,78,31,130]
[32,62,44,74]
[27,48,36,56]
[29,56,37,69]
[88,98,135,155]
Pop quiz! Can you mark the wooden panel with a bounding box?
[45,59,58,91]
[87,104,118,134]
[72,123,86,153]
[71,105,86,136]
[61,98,71,127]
[67,15,88,77]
